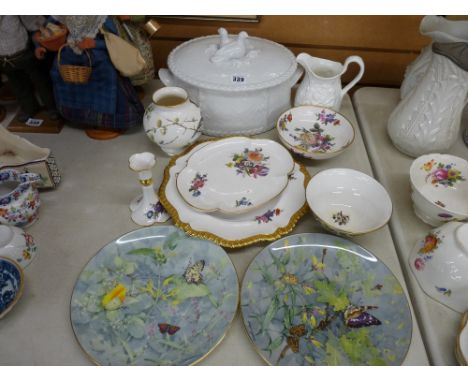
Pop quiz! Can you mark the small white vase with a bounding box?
[143,87,202,156]
[388,43,468,157]
[401,16,468,99]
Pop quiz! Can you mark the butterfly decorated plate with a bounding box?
[176,137,295,214]
[276,106,355,160]
[160,140,310,248]
[70,226,239,365]
[241,233,412,365]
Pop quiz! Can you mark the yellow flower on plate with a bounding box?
[282,273,298,285]
[102,283,126,310]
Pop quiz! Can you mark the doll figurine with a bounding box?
[0,16,59,122]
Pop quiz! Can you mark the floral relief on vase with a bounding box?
[422,160,466,187]
[290,123,335,153]
[188,173,207,197]
[226,148,270,178]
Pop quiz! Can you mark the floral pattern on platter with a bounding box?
[435,286,451,297]
[145,202,167,220]
[226,148,270,178]
[413,231,443,271]
[71,227,238,366]
[435,200,446,208]
[255,208,282,224]
[241,233,412,365]
[188,173,207,197]
[235,197,253,208]
[278,112,293,131]
[0,258,21,318]
[316,109,341,126]
[421,160,466,187]
[332,211,350,226]
[290,124,335,153]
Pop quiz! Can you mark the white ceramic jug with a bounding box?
[388,43,468,157]
[401,16,468,99]
[294,53,365,110]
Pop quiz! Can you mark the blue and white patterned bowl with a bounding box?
[0,256,24,319]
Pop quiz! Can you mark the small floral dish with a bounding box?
[306,168,392,236]
[241,233,412,365]
[409,154,467,227]
[409,221,468,313]
[0,169,41,227]
[71,226,238,365]
[276,106,355,160]
[0,225,37,268]
[176,137,295,214]
[455,310,468,366]
[0,256,24,319]
[160,140,310,248]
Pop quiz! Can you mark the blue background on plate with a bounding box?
[71,226,238,365]
[0,258,21,315]
[241,233,412,365]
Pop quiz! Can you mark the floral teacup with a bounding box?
[0,169,42,227]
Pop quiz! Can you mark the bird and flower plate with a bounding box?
[70,226,239,365]
[240,233,412,365]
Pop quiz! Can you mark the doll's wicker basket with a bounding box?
[57,45,92,84]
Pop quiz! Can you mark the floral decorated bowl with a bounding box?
[0,256,24,319]
[306,168,392,236]
[276,106,355,160]
[0,169,41,227]
[409,221,468,313]
[409,154,467,227]
[0,225,37,268]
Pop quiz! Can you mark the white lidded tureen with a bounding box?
[159,28,303,136]
[409,221,468,313]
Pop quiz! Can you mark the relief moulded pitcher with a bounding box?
[294,53,365,111]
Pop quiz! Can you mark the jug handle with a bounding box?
[341,56,365,98]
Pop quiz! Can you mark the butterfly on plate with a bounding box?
[183,260,205,285]
[344,305,381,328]
[286,324,307,353]
[158,323,180,335]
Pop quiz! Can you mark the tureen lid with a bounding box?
[167,28,298,91]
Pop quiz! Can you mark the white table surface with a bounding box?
[353,86,468,366]
[0,82,428,365]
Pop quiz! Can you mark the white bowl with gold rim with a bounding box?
[306,168,392,236]
[276,106,355,160]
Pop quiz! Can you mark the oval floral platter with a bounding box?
[70,226,239,365]
[176,137,295,214]
[159,140,310,248]
[241,233,412,365]
[0,256,24,319]
[277,106,355,160]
